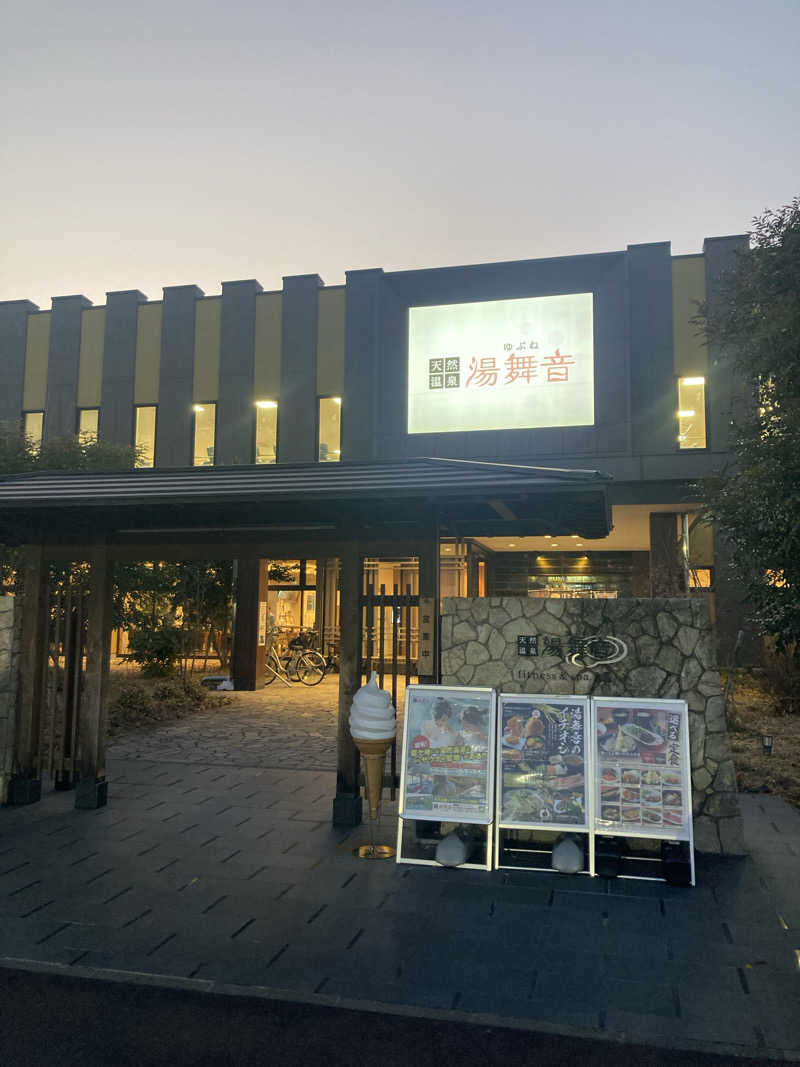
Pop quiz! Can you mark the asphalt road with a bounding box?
[0,966,780,1067]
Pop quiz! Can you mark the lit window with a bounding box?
[255,400,278,464]
[24,411,44,454]
[78,408,99,445]
[677,377,706,449]
[690,568,713,589]
[135,406,157,468]
[192,403,216,466]
[318,396,341,462]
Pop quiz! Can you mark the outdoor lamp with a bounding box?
[762,734,774,756]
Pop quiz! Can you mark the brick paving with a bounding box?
[1,682,799,1060]
[109,676,409,771]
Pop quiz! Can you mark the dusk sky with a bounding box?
[2,0,798,308]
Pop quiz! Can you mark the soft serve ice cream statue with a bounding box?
[349,672,396,819]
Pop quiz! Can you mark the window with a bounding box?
[192,403,216,466]
[318,396,341,462]
[78,408,99,445]
[255,400,278,464]
[23,411,44,454]
[135,406,157,468]
[690,567,713,590]
[677,377,707,449]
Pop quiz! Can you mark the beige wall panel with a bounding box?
[193,296,221,403]
[672,255,708,377]
[77,307,106,407]
[254,292,282,398]
[316,286,346,396]
[134,303,162,405]
[22,312,51,410]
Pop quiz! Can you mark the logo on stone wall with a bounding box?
[517,634,629,667]
[567,635,628,667]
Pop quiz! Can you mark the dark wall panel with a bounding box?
[0,300,38,421]
[369,252,630,465]
[278,274,321,464]
[100,290,146,446]
[44,295,91,441]
[628,242,676,455]
[217,279,262,465]
[342,269,383,462]
[155,285,203,467]
[704,235,749,453]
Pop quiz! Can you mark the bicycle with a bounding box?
[263,629,326,687]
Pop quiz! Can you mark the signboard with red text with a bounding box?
[407,293,594,434]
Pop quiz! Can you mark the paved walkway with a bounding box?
[1,690,799,1061]
[110,676,409,771]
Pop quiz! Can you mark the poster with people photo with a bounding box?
[400,686,496,824]
[497,695,590,829]
[594,698,691,840]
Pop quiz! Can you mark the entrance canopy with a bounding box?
[0,457,612,551]
[0,456,611,817]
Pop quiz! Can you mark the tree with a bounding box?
[0,426,235,672]
[0,425,140,593]
[696,197,800,656]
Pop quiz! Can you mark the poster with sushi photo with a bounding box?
[594,698,690,840]
[497,696,590,830]
[400,686,496,824]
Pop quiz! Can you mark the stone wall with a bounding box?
[0,597,20,805]
[441,596,744,855]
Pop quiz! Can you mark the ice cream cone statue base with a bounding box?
[353,738,392,820]
[349,673,396,859]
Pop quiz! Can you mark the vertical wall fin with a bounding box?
[44,295,92,441]
[155,285,204,467]
[278,274,322,464]
[0,300,39,423]
[217,280,263,465]
[342,269,383,461]
[100,290,147,447]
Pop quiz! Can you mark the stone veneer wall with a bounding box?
[0,597,20,805]
[441,596,744,855]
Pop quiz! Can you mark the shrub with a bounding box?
[124,625,184,676]
[761,641,800,714]
[108,676,218,733]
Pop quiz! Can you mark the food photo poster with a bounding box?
[498,696,590,830]
[401,687,495,823]
[594,700,690,839]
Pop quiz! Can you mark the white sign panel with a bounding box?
[408,293,594,434]
[594,698,692,841]
[400,685,496,824]
[497,695,590,831]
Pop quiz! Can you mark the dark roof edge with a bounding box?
[0,456,612,485]
[421,457,613,482]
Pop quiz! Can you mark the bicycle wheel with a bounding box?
[298,651,326,686]
[263,650,279,685]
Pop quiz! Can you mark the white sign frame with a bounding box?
[593,698,694,841]
[494,694,594,875]
[396,685,497,870]
[398,685,497,825]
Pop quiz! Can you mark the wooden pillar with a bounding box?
[75,541,113,808]
[232,557,268,690]
[8,542,48,804]
[649,512,684,597]
[332,541,363,827]
[417,525,440,684]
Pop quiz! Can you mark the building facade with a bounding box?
[0,236,750,660]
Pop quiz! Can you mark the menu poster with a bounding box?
[498,696,589,829]
[595,700,690,840]
[401,686,495,824]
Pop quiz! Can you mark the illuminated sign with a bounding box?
[407,293,594,434]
